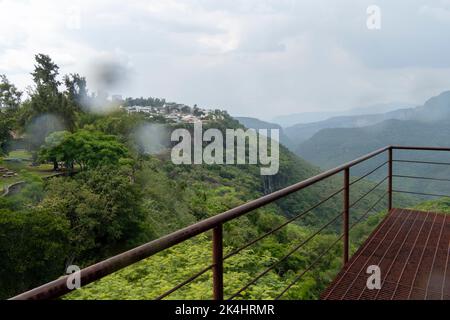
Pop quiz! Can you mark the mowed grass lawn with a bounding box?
[0,150,55,193]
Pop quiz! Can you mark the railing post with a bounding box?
[212,224,223,300]
[343,168,350,265]
[388,147,393,211]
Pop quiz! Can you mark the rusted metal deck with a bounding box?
[322,208,450,300]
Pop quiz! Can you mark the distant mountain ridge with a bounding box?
[233,116,294,150]
[272,102,414,127]
[285,91,450,151]
[408,91,450,122]
[295,91,450,170]
[284,107,414,144]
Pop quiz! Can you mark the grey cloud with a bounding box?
[1,0,450,120]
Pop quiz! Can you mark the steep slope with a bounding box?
[410,91,450,122]
[62,142,400,301]
[234,116,294,150]
[2,109,414,300]
[296,91,450,196]
[297,119,450,168]
[296,91,450,169]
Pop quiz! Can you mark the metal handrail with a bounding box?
[11,146,391,300]
[11,145,450,300]
[228,211,344,300]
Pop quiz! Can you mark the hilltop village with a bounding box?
[119,98,226,124]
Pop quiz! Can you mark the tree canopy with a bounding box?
[0,74,22,110]
[39,130,130,171]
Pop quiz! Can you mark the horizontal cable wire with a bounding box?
[349,191,388,229]
[160,189,388,300]
[141,150,449,300]
[227,211,343,300]
[394,159,450,166]
[274,191,388,299]
[349,176,388,209]
[156,188,345,299]
[223,187,344,261]
[350,161,388,186]
[393,174,450,182]
[393,190,450,198]
[275,234,344,300]
[156,187,345,299]
[155,264,213,300]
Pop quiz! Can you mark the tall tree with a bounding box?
[0,75,21,154]
[38,130,130,171]
[38,131,70,170]
[31,54,61,92]
[0,116,13,155]
[61,73,89,130]
[0,75,22,110]
[0,207,70,299]
[64,73,88,111]
[28,54,63,115]
[22,54,80,151]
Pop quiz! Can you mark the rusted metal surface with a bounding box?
[392,146,450,152]
[212,225,224,300]
[388,148,393,211]
[228,212,343,300]
[321,209,450,300]
[349,161,388,186]
[343,168,350,264]
[11,146,391,300]
[10,145,450,300]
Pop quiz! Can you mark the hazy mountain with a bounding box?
[284,107,414,144]
[345,102,415,117]
[296,118,450,196]
[296,91,450,169]
[272,102,414,127]
[272,111,344,127]
[409,91,450,122]
[297,119,450,167]
[234,116,294,150]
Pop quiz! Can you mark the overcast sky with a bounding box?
[1,0,450,119]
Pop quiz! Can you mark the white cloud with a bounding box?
[1,0,450,119]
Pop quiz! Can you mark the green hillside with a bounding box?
[0,54,414,300]
[234,116,294,150]
[2,112,395,299]
[284,108,413,145]
[297,119,450,168]
[296,119,450,196]
[288,91,450,150]
[62,155,394,300]
[295,92,450,197]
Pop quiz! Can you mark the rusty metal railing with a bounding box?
[10,145,450,300]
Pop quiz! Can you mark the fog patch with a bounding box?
[132,123,170,155]
[84,57,130,114]
[82,91,121,115]
[93,60,128,90]
[25,114,66,149]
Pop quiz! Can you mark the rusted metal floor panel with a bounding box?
[321,208,450,300]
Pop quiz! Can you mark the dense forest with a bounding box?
[0,54,427,300]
